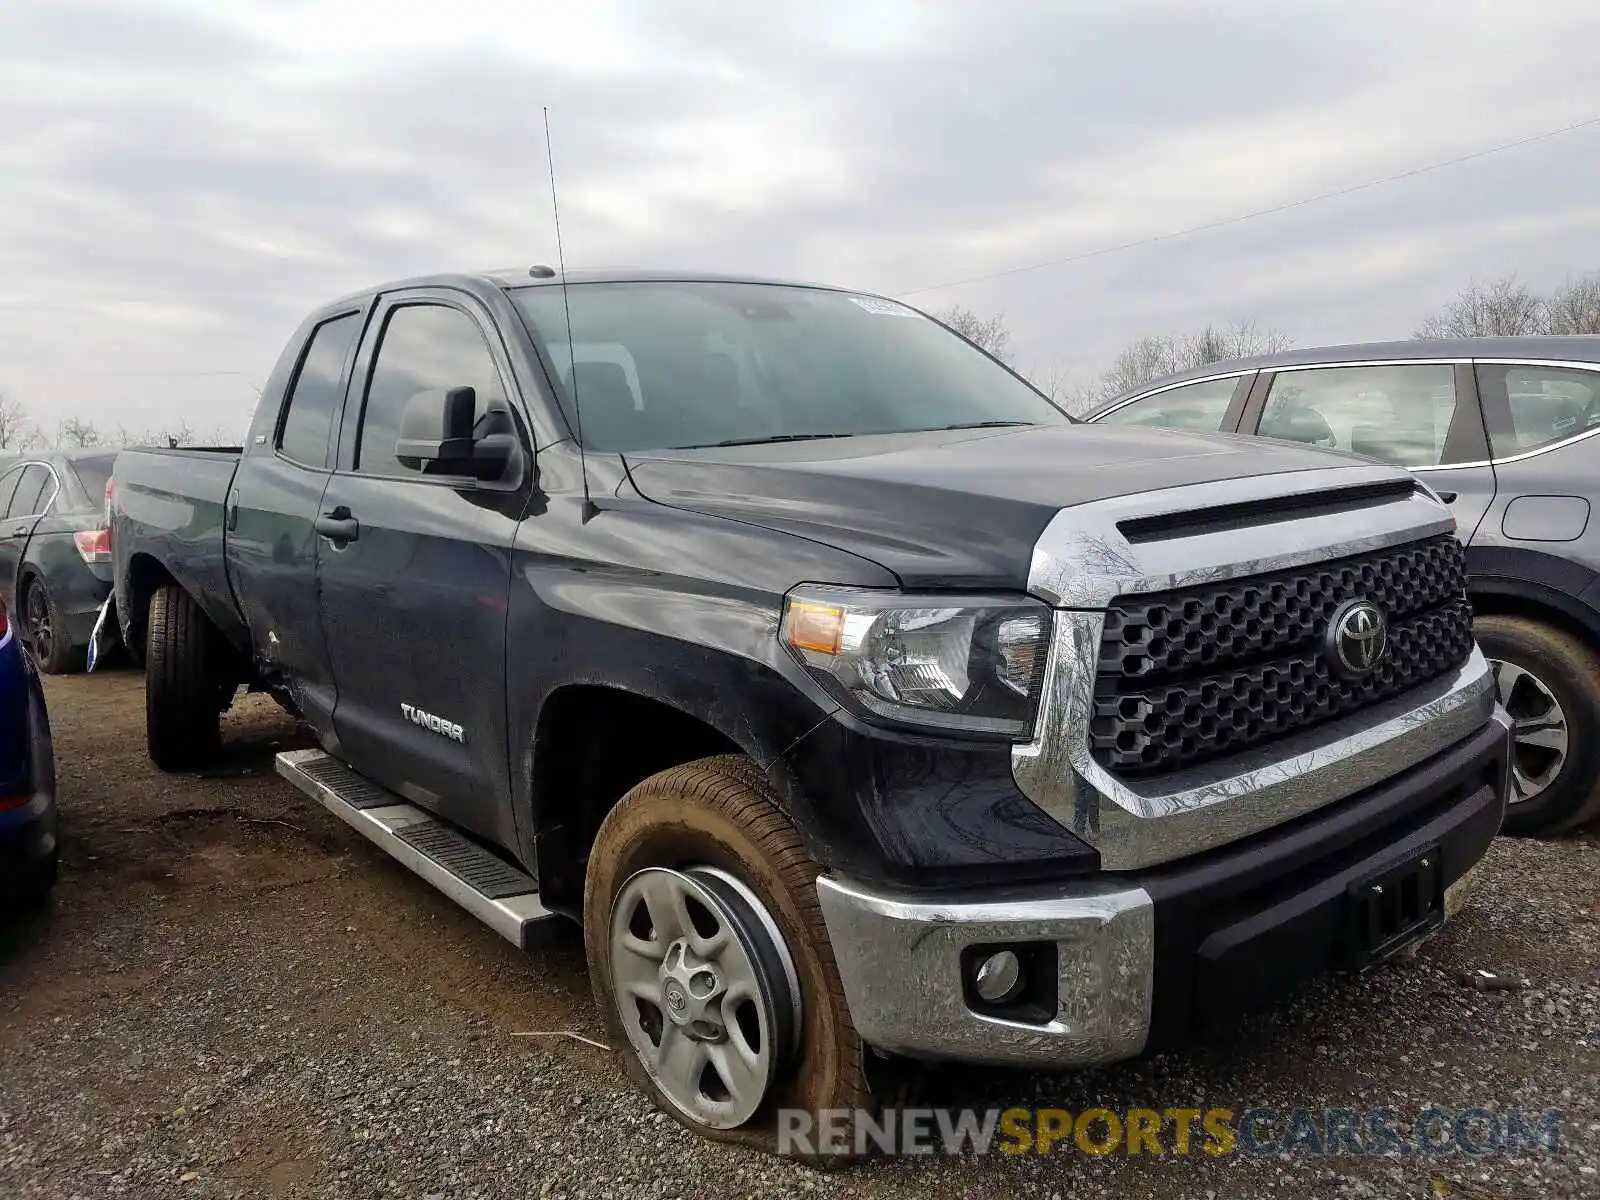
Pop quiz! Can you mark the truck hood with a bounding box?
[623,423,1389,591]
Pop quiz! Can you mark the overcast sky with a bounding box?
[4,0,1600,440]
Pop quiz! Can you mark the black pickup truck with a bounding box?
[110,269,1511,1149]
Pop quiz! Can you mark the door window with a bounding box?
[1098,377,1240,431]
[1476,363,1600,457]
[1257,364,1459,466]
[355,304,508,476]
[7,465,54,518]
[278,313,361,468]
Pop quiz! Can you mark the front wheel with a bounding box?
[583,756,871,1154]
[1476,614,1600,836]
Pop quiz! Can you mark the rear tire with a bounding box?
[1476,614,1600,836]
[22,576,82,675]
[145,584,231,770]
[583,755,872,1158]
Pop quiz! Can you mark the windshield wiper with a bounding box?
[670,432,862,449]
[921,420,1040,431]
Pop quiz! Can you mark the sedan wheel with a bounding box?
[1491,657,1569,807]
[25,582,54,667]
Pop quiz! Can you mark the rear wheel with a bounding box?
[145,584,233,770]
[1476,614,1600,836]
[584,756,871,1156]
[23,576,81,674]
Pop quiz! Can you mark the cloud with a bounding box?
[2,0,1599,436]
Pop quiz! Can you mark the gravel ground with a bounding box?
[2,670,1597,1199]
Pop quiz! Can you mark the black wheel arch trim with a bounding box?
[1466,545,1600,646]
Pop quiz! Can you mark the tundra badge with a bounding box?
[401,703,466,744]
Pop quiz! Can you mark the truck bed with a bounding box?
[109,445,244,656]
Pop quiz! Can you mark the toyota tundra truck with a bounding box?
[108,269,1512,1148]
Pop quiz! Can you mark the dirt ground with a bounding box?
[2,670,1597,1199]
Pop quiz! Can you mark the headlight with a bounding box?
[780,585,1052,739]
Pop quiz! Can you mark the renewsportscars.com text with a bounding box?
[778,1106,1563,1159]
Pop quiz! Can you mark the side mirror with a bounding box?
[395,386,520,481]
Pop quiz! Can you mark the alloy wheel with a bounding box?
[25,584,52,664]
[1490,657,1569,806]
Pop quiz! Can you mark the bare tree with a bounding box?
[1087,319,1293,404]
[935,305,1015,364]
[1180,320,1292,367]
[114,418,240,448]
[1546,272,1600,335]
[55,417,104,448]
[0,393,33,451]
[1414,274,1547,339]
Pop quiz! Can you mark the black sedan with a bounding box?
[0,450,116,673]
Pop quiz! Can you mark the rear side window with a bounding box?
[355,304,507,476]
[1098,377,1239,432]
[1257,364,1459,466]
[69,453,116,504]
[7,464,54,518]
[278,313,361,468]
[1476,363,1600,457]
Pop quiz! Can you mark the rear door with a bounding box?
[314,290,531,842]
[1242,361,1498,541]
[1471,358,1600,556]
[0,463,59,606]
[224,308,365,742]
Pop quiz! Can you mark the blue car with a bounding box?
[0,596,58,906]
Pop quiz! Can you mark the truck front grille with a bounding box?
[1089,535,1473,776]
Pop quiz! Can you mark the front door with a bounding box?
[1245,361,1497,539]
[315,293,529,844]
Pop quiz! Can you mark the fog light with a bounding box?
[972,949,1025,1004]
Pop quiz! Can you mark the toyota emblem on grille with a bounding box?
[1326,598,1388,679]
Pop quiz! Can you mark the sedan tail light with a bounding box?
[74,529,112,564]
[0,595,8,638]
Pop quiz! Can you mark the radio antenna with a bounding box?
[543,105,595,519]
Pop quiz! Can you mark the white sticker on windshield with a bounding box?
[847,295,923,318]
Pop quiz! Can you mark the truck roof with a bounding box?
[320,268,859,312]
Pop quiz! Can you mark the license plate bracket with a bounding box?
[1347,845,1444,966]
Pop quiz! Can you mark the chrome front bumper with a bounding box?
[814,874,1154,1067]
[817,708,1510,1068]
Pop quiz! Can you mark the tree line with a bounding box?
[0,395,233,454]
[938,268,1600,413]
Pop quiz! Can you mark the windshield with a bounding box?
[509,281,1067,451]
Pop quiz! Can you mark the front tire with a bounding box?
[145,584,231,770]
[583,756,871,1155]
[1476,614,1600,836]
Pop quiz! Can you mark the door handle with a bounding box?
[9,524,27,537]
[314,507,360,542]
